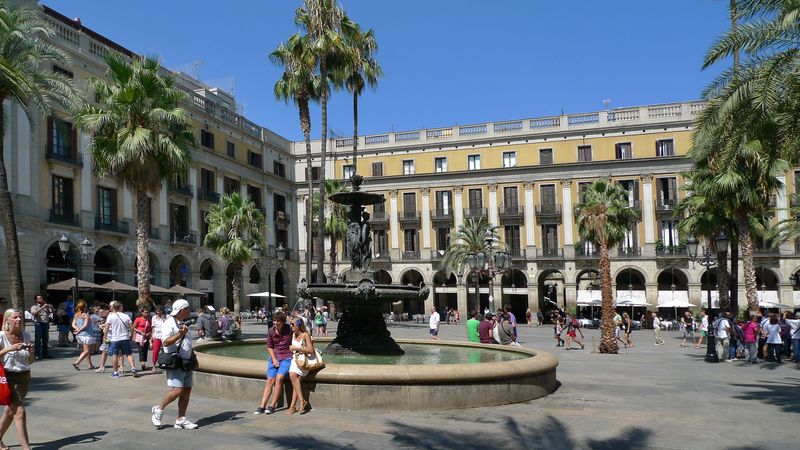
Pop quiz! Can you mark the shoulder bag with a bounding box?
[294,335,325,371]
[156,318,186,371]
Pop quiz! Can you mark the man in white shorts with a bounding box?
[151,299,198,429]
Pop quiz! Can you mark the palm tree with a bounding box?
[204,193,265,313]
[442,218,505,283]
[575,179,637,354]
[270,33,320,281]
[337,17,382,176]
[296,0,348,282]
[75,53,194,309]
[0,3,78,308]
[311,179,348,281]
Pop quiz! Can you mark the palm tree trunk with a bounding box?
[0,105,25,309]
[597,242,618,354]
[329,243,337,282]
[300,99,313,282]
[730,237,739,314]
[135,190,152,311]
[716,253,730,311]
[316,54,328,283]
[352,89,358,175]
[737,217,759,311]
[232,266,242,314]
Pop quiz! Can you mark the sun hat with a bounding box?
[170,299,190,316]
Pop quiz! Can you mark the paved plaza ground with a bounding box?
[11,320,799,449]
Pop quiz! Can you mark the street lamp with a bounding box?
[467,230,511,313]
[58,235,92,303]
[686,232,728,363]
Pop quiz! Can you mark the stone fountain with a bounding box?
[297,174,429,355]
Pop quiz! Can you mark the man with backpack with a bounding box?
[652,312,665,345]
[195,307,220,341]
[565,314,585,350]
[714,312,732,362]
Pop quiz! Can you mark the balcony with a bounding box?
[537,248,564,259]
[431,208,455,224]
[790,194,800,208]
[535,204,562,224]
[617,247,642,257]
[753,245,779,256]
[655,198,679,219]
[274,210,291,224]
[398,210,421,227]
[499,205,524,224]
[401,250,421,260]
[656,244,687,258]
[371,210,389,224]
[627,200,642,221]
[575,246,599,259]
[168,183,194,197]
[45,146,83,167]
[463,207,488,220]
[508,247,526,259]
[373,250,391,262]
[170,229,197,245]
[149,227,160,240]
[95,217,129,234]
[197,189,220,203]
[49,209,80,227]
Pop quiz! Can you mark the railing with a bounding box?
[430,251,444,260]
[508,248,526,259]
[656,199,678,211]
[535,204,562,215]
[45,146,83,167]
[171,229,197,245]
[197,189,220,203]
[335,138,354,148]
[575,246,598,258]
[371,210,389,222]
[463,207,488,219]
[395,131,420,142]
[373,251,391,261]
[365,134,389,145]
[459,124,486,135]
[656,245,686,257]
[608,108,640,122]
[169,183,193,197]
[530,116,560,129]
[617,247,642,257]
[790,195,800,208]
[149,227,160,240]
[399,210,420,220]
[95,217,129,234]
[426,128,453,139]
[567,112,599,125]
[494,120,523,133]
[537,248,564,258]
[431,209,455,220]
[401,251,421,260]
[499,206,524,217]
[648,104,682,118]
[49,209,80,227]
[753,246,779,255]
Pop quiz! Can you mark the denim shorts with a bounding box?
[266,357,292,379]
[166,368,193,388]
[108,339,132,355]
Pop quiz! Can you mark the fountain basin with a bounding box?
[193,338,558,410]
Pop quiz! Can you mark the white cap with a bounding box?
[170,299,190,316]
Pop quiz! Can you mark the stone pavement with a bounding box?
[11,321,798,449]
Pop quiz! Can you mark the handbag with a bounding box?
[0,366,10,406]
[295,347,325,371]
[156,319,186,371]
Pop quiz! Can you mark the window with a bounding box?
[577,145,592,162]
[170,203,189,233]
[539,148,553,165]
[373,229,388,257]
[434,157,447,173]
[542,224,559,253]
[51,175,74,217]
[226,141,235,158]
[435,228,450,256]
[658,220,680,247]
[435,191,451,215]
[48,117,76,157]
[505,226,521,255]
[615,142,632,160]
[223,177,240,196]
[372,162,383,177]
[468,188,482,210]
[274,193,287,214]
[306,166,320,181]
[272,161,285,177]
[540,184,556,207]
[404,229,418,252]
[656,177,678,207]
[402,160,415,175]
[617,180,639,207]
[373,201,386,219]
[503,187,518,210]
[200,129,215,149]
[97,187,117,225]
[248,151,263,169]
[656,139,675,157]
[343,165,354,180]
[577,182,591,203]
[200,210,209,243]
[402,192,416,215]
[247,185,262,207]
[200,168,215,192]
[468,154,481,170]
[503,151,516,168]
[53,65,73,78]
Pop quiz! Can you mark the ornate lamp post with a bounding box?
[686,232,729,363]
[252,242,288,311]
[58,234,92,302]
[467,230,511,313]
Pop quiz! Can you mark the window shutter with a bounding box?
[47,117,53,151]
[633,180,640,201]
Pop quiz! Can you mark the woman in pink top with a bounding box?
[741,315,761,364]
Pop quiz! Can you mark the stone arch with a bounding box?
[501,269,527,288]
[199,259,216,281]
[400,269,424,286]
[432,270,458,315]
[374,269,392,284]
[399,269,425,315]
[45,240,76,284]
[94,245,124,284]
[249,265,261,284]
[614,267,646,291]
[432,270,457,287]
[134,251,161,286]
[656,267,689,290]
[169,255,192,287]
[574,268,600,290]
[538,269,565,320]
[755,266,780,290]
[275,268,287,297]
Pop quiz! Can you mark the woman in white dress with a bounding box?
[287,319,315,415]
[0,309,34,450]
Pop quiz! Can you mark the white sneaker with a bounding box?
[174,417,198,429]
[151,406,163,426]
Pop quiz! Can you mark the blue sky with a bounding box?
[42,0,731,141]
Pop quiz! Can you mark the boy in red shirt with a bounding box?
[741,315,761,364]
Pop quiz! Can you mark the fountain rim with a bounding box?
[195,338,559,385]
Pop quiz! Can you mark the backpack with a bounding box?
[779,322,789,339]
[733,324,744,342]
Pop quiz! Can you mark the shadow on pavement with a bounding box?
[196,410,246,427]
[33,430,107,449]
[730,377,800,414]
[388,416,651,450]
[253,433,343,450]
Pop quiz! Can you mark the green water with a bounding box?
[198,342,528,365]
